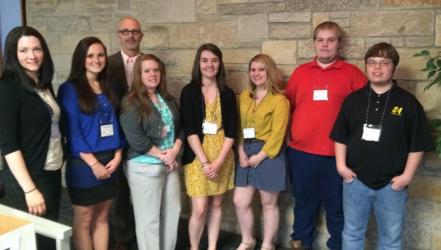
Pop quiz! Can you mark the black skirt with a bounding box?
[66,150,119,206]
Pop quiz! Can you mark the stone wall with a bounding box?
[26,0,441,249]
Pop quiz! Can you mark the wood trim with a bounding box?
[21,0,26,25]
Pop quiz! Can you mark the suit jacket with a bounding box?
[107,51,129,101]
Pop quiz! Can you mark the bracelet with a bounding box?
[24,187,37,194]
[90,161,99,167]
[201,161,209,167]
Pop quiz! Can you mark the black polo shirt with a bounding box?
[330,81,434,189]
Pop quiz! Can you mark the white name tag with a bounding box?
[100,124,114,137]
[313,89,328,101]
[161,125,169,138]
[362,124,382,142]
[243,128,256,139]
[203,121,218,135]
[51,121,60,138]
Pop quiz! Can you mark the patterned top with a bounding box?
[184,95,234,197]
[35,89,63,171]
[132,94,175,164]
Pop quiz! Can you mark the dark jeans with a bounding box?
[287,147,343,250]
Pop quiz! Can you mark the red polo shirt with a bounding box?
[285,59,367,156]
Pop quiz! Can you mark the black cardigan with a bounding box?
[0,72,65,174]
[180,82,237,165]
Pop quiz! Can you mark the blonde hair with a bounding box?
[248,54,282,98]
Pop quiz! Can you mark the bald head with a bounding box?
[118,17,141,31]
[117,16,143,56]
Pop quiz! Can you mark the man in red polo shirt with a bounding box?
[285,21,367,250]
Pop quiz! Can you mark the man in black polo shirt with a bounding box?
[330,42,434,249]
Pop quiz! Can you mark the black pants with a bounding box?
[0,167,61,250]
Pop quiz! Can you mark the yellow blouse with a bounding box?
[238,89,290,159]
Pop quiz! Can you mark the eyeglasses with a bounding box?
[366,60,393,67]
[117,29,142,36]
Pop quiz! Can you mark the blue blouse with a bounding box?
[57,81,124,157]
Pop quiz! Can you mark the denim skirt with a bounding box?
[235,139,287,192]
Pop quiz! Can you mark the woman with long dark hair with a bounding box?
[0,26,63,250]
[58,36,124,250]
[180,43,237,250]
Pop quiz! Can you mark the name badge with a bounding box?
[100,124,114,137]
[161,125,169,138]
[51,121,60,138]
[313,89,328,101]
[203,121,218,135]
[362,124,382,142]
[243,128,256,139]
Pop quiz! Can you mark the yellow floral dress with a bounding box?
[184,95,234,197]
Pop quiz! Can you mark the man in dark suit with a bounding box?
[108,16,143,250]
[108,16,143,100]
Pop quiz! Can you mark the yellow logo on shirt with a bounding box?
[391,106,403,116]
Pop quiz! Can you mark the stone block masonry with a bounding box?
[25,0,441,248]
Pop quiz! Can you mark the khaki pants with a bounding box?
[125,161,181,250]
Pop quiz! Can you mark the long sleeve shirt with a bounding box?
[238,89,289,158]
[57,81,124,157]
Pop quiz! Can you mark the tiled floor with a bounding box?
[59,188,290,250]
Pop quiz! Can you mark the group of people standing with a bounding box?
[0,15,434,250]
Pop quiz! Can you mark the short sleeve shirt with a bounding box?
[285,59,367,156]
[330,82,434,189]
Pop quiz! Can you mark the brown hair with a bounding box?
[68,37,117,114]
[2,26,54,92]
[313,21,343,42]
[248,54,283,98]
[190,43,227,91]
[124,54,172,119]
[364,42,400,67]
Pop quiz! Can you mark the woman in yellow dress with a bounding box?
[180,43,237,250]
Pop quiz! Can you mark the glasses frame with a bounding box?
[366,59,394,68]
[117,29,142,36]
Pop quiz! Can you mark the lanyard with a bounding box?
[35,89,60,122]
[201,91,218,123]
[313,66,329,90]
[364,87,390,127]
[245,94,266,127]
[97,95,115,125]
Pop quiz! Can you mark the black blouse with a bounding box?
[0,73,61,174]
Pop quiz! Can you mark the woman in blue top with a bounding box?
[119,54,183,250]
[58,37,124,250]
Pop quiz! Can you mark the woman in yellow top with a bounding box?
[180,43,237,250]
[234,54,289,250]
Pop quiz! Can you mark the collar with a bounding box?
[309,57,343,70]
[120,50,141,63]
[364,80,398,96]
